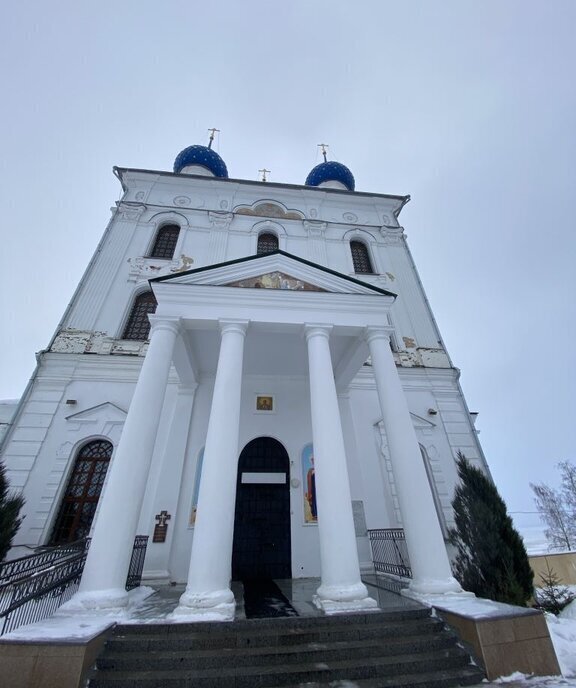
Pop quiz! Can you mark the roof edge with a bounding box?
[113,166,410,204]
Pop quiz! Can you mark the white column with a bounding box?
[174,320,248,621]
[366,327,462,595]
[305,325,377,613]
[68,316,181,610]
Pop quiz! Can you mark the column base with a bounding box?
[405,576,463,596]
[313,581,379,615]
[58,588,129,613]
[170,587,236,623]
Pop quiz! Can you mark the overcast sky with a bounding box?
[1,1,575,538]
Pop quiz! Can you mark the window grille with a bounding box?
[257,232,279,254]
[149,225,180,259]
[350,240,374,273]
[49,440,113,545]
[122,292,157,341]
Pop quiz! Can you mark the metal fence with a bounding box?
[0,538,89,586]
[0,535,148,636]
[367,528,412,579]
[126,535,149,591]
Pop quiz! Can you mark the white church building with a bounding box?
[1,142,489,620]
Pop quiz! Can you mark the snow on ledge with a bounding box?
[403,589,539,620]
[0,586,156,643]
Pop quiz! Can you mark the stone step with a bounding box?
[264,666,485,688]
[97,631,456,671]
[107,616,443,652]
[89,647,473,688]
[114,607,429,635]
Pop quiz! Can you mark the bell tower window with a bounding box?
[257,232,279,255]
[350,240,374,274]
[122,291,157,340]
[149,224,180,259]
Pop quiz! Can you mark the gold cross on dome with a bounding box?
[207,128,220,149]
[318,143,329,162]
[259,168,271,182]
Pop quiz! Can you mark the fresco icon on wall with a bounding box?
[301,443,317,523]
[189,447,204,526]
[256,395,274,412]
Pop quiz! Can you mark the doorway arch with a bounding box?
[232,437,291,579]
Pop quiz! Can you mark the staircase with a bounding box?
[88,608,485,687]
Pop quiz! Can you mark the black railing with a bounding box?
[0,538,89,586]
[0,547,88,635]
[367,528,412,579]
[126,535,149,591]
[0,535,149,636]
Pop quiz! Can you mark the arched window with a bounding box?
[257,232,279,254]
[350,240,374,274]
[122,291,157,340]
[49,440,113,544]
[149,224,180,259]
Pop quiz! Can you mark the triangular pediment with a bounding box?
[151,251,396,297]
[226,271,325,292]
[65,402,127,422]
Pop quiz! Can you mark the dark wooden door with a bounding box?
[232,437,291,580]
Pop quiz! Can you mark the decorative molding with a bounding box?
[303,220,327,237]
[380,225,405,245]
[127,256,181,282]
[173,196,191,206]
[50,328,153,357]
[381,212,399,228]
[235,200,304,220]
[117,203,147,221]
[208,211,233,229]
[343,212,358,223]
[161,252,392,297]
[227,271,325,292]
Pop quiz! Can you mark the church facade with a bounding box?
[1,144,488,619]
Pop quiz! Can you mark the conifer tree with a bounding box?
[449,452,534,606]
[0,459,25,562]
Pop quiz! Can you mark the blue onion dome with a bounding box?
[173,145,229,177]
[305,161,355,191]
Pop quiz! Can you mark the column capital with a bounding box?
[303,324,333,342]
[365,326,393,345]
[219,319,249,337]
[148,315,182,336]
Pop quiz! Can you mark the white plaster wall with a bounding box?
[59,171,444,361]
[1,166,490,575]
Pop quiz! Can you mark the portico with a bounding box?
[69,251,460,618]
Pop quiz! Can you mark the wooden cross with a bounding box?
[318,143,329,162]
[259,168,271,182]
[207,127,220,149]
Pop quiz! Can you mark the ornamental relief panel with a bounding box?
[227,271,325,292]
[50,329,150,356]
[380,225,404,245]
[235,202,303,221]
[127,255,194,282]
[116,203,147,221]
